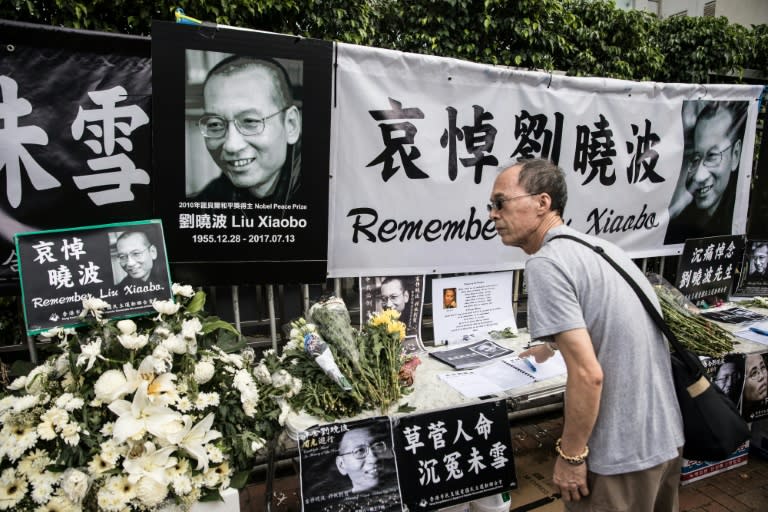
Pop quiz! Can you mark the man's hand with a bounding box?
[519,343,555,364]
[552,457,589,502]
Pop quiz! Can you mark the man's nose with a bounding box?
[222,121,248,153]
[690,160,711,183]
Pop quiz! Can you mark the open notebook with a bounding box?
[438,351,567,398]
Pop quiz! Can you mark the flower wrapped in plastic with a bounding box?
[299,323,352,391]
[308,297,361,370]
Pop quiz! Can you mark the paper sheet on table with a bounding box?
[438,369,506,398]
[735,321,768,345]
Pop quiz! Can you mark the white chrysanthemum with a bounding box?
[171,473,194,495]
[181,318,202,340]
[212,347,243,369]
[99,439,124,466]
[12,394,39,412]
[60,468,89,504]
[270,369,293,388]
[17,449,50,477]
[252,363,271,385]
[39,326,65,340]
[7,376,26,391]
[38,495,80,511]
[76,338,104,372]
[194,392,220,410]
[161,334,187,355]
[39,407,67,429]
[152,299,181,318]
[176,396,193,413]
[1,422,38,461]
[172,283,195,298]
[154,326,172,338]
[233,369,257,395]
[118,333,149,350]
[98,475,135,511]
[87,453,115,476]
[193,361,215,384]
[137,476,170,507]
[0,469,27,510]
[207,445,224,464]
[54,393,84,412]
[283,336,302,353]
[151,346,173,373]
[61,421,81,446]
[94,369,129,403]
[80,296,111,320]
[100,422,115,436]
[116,319,137,335]
[29,471,58,504]
[251,437,266,452]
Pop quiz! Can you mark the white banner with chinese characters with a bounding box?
[328,43,763,277]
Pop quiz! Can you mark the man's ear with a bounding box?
[284,105,301,145]
[536,192,553,213]
[403,290,410,304]
[730,139,742,172]
[149,244,158,260]
[336,456,348,475]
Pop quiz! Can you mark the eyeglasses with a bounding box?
[117,247,149,264]
[339,441,388,460]
[685,142,734,175]
[378,293,402,304]
[198,107,289,138]
[486,193,539,212]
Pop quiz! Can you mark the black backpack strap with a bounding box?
[547,234,699,375]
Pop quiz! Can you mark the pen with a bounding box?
[523,357,537,373]
[749,326,768,336]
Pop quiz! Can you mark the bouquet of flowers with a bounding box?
[0,284,294,511]
[259,297,417,421]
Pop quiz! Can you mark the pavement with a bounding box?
[509,411,768,512]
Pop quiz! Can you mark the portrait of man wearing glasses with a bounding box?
[665,100,749,245]
[334,424,397,496]
[187,53,302,204]
[112,230,162,287]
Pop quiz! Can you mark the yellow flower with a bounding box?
[387,321,406,340]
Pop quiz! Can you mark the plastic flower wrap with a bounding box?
[308,297,361,370]
[0,284,288,511]
[299,324,352,391]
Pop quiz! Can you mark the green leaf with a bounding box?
[186,290,206,314]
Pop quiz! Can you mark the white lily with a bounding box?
[170,413,222,470]
[108,384,183,444]
[122,441,177,485]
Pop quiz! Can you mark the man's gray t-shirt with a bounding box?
[526,225,684,475]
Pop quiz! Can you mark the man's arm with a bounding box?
[552,327,603,501]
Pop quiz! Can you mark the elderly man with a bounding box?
[490,158,683,510]
[335,426,389,494]
[195,56,302,204]
[115,231,161,286]
[665,100,747,244]
[378,276,414,331]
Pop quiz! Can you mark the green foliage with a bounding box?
[654,14,753,83]
[0,0,765,82]
[562,0,664,81]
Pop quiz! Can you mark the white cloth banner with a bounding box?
[328,43,763,277]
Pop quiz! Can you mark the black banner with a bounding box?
[674,234,744,304]
[15,220,172,334]
[151,22,332,285]
[393,400,515,510]
[0,20,153,293]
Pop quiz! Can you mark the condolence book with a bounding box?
[439,352,567,398]
[428,339,515,369]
